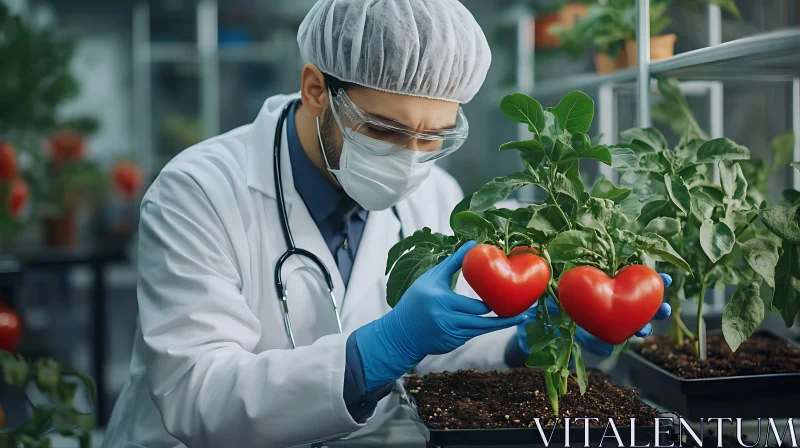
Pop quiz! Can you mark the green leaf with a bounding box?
[719,161,749,212]
[784,188,800,206]
[563,161,585,196]
[695,138,751,164]
[571,133,591,152]
[451,211,495,243]
[386,246,450,307]
[591,178,631,203]
[609,146,638,170]
[551,91,594,134]
[611,340,630,356]
[526,349,556,369]
[771,131,795,172]
[773,240,800,327]
[690,187,717,221]
[1,354,29,387]
[632,233,692,274]
[619,127,668,152]
[572,342,588,394]
[500,93,546,135]
[639,198,670,223]
[665,175,691,215]
[700,219,735,263]
[615,140,656,156]
[618,196,643,223]
[642,217,681,237]
[500,139,546,168]
[637,152,671,173]
[758,206,800,243]
[547,229,599,263]
[527,210,558,241]
[707,264,743,290]
[722,282,765,352]
[561,145,613,166]
[553,172,582,204]
[470,172,536,212]
[740,238,780,290]
[386,228,441,275]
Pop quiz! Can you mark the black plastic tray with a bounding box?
[398,377,678,448]
[623,330,800,421]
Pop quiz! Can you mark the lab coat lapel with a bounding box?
[339,208,402,328]
[251,95,347,343]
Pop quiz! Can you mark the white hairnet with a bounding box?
[297,0,491,104]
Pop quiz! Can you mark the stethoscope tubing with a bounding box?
[272,99,404,349]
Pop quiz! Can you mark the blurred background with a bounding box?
[0,0,798,445]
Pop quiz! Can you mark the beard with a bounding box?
[319,106,342,170]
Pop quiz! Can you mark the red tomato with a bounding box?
[49,130,86,163]
[558,265,663,345]
[112,161,144,200]
[0,142,17,181]
[0,303,22,352]
[7,177,29,219]
[462,244,551,317]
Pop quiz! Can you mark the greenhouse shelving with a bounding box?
[530,28,800,98]
[521,1,800,315]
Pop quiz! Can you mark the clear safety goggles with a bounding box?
[328,87,469,163]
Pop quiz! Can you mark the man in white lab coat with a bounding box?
[104,1,669,447]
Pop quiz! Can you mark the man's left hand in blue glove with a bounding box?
[508,273,672,364]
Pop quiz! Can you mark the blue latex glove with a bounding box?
[516,273,673,358]
[355,240,527,390]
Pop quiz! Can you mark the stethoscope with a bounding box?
[272,99,404,349]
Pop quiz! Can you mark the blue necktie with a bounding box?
[333,197,362,287]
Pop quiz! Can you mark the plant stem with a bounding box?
[669,294,683,346]
[695,271,711,357]
[546,283,563,313]
[734,212,759,238]
[539,296,552,327]
[503,219,510,256]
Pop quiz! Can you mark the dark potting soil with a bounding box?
[633,333,800,379]
[404,368,658,430]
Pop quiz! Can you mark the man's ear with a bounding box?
[300,64,328,118]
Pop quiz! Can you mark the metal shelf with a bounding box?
[531,28,800,98]
[651,28,800,80]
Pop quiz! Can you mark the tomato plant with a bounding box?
[0,142,17,181]
[615,77,799,357]
[0,352,96,447]
[111,161,145,200]
[0,302,22,352]
[385,90,691,414]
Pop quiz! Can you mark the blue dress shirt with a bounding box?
[286,101,393,422]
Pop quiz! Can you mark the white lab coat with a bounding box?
[103,93,516,448]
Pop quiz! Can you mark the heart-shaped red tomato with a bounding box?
[462,245,550,317]
[559,265,663,345]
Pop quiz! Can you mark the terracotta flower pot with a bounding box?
[534,3,589,49]
[44,209,78,248]
[594,51,627,74]
[624,33,677,67]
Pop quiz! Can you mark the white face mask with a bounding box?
[316,116,434,211]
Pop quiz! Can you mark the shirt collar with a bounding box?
[287,101,364,225]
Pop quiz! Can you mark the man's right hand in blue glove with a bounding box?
[354,240,527,391]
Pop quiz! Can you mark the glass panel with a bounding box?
[151,62,202,168]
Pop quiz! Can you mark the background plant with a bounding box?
[0,4,101,228]
[615,78,799,357]
[0,352,96,448]
[553,0,740,59]
[386,90,690,414]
